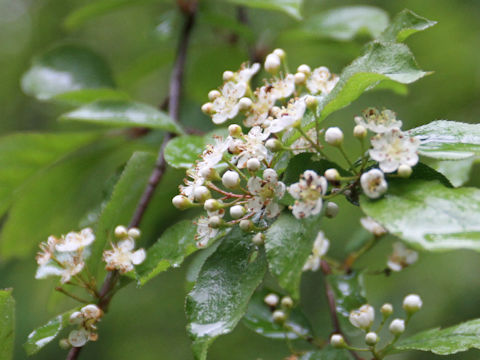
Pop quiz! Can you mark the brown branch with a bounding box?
[65,2,198,359]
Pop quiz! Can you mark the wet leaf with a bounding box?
[0,289,14,360]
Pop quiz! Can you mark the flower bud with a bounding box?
[59,338,71,349]
[81,304,102,320]
[398,164,412,178]
[270,106,281,117]
[69,311,83,325]
[230,205,246,219]
[325,127,344,146]
[247,158,261,172]
[330,334,345,348]
[208,215,223,228]
[281,296,294,309]
[365,332,379,346]
[403,294,422,314]
[297,64,311,76]
[208,90,221,101]
[263,168,278,182]
[223,70,234,81]
[238,97,253,112]
[204,199,222,212]
[68,329,89,347]
[198,166,218,180]
[324,168,340,182]
[252,232,265,245]
[264,293,279,307]
[273,48,286,59]
[228,124,243,138]
[265,138,283,152]
[349,304,375,330]
[222,170,240,189]
[325,202,339,218]
[239,219,253,232]
[172,195,193,210]
[127,227,141,239]
[389,319,405,335]
[294,72,306,85]
[114,225,128,238]
[264,54,281,74]
[353,124,367,139]
[305,95,318,110]
[381,303,393,317]
[272,309,286,324]
[201,102,214,115]
[193,186,211,203]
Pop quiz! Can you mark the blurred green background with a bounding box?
[1,0,479,359]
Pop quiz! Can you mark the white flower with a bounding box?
[244,86,276,127]
[57,252,85,283]
[355,108,402,134]
[238,63,260,84]
[288,170,327,219]
[36,236,57,266]
[291,128,317,155]
[360,217,387,236]
[349,304,375,330]
[303,231,330,271]
[55,228,95,252]
[180,169,205,201]
[369,129,420,173]
[235,127,269,168]
[195,216,219,248]
[387,242,418,272]
[211,81,246,124]
[196,136,231,178]
[247,169,285,218]
[270,74,295,100]
[306,66,339,95]
[268,98,306,133]
[81,304,102,320]
[360,169,388,199]
[103,238,146,274]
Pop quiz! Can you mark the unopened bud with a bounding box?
[59,338,71,349]
[272,310,286,324]
[208,215,223,228]
[297,64,311,76]
[193,186,211,203]
[265,138,283,152]
[228,124,243,138]
[204,199,221,212]
[239,219,253,232]
[263,168,278,182]
[325,202,339,218]
[294,72,306,85]
[172,195,193,210]
[403,294,422,314]
[305,95,318,110]
[201,102,214,115]
[127,227,141,239]
[265,54,281,74]
[324,168,340,182]
[264,293,279,307]
[223,70,234,81]
[281,296,294,309]
[208,90,221,101]
[389,319,405,335]
[273,48,286,59]
[114,225,128,238]
[247,158,261,172]
[230,205,246,219]
[252,232,265,245]
[381,303,393,317]
[330,334,345,348]
[238,97,253,111]
[222,170,240,189]
[353,124,367,139]
[81,304,102,320]
[365,332,379,346]
[398,164,412,178]
[325,127,344,146]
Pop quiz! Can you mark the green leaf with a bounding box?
[186,228,267,360]
[360,180,480,252]
[265,213,322,299]
[407,162,452,188]
[0,132,101,217]
[24,308,76,355]
[301,6,389,41]
[379,9,437,43]
[0,289,14,360]
[136,220,198,286]
[22,44,114,101]
[396,319,480,355]
[243,288,313,339]
[409,120,480,160]
[185,241,223,291]
[53,88,130,106]
[226,0,303,20]
[300,347,353,360]
[60,100,182,134]
[89,151,156,274]
[328,272,367,320]
[433,158,476,187]
[164,135,205,169]
[317,42,429,122]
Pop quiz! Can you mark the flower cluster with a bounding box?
[263,292,296,327]
[103,225,146,274]
[65,304,103,347]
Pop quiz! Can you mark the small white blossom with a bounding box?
[270,74,295,100]
[288,170,327,219]
[103,238,146,274]
[237,63,260,84]
[264,293,279,307]
[179,169,205,201]
[355,108,402,134]
[235,127,269,168]
[306,66,339,95]
[387,242,418,272]
[303,231,330,272]
[365,332,379,346]
[195,216,219,248]
[325,127,344,146]
[55,228,95,253]
[211,81,246,124]
[389,319,405,335]
[370,129,420,173]
[264,53,281,73]
[268,97,306,133]
[360,169,388,199]
[360,217,387,236]
[349,304,375,330]
[196,136,231,179]
[330,334,345,348]
[291,128,317,155]
[81,304,102,320]
[247,169,285,218]
[68,329,90,347]
[403,294,423,313]
[244,86,276,127]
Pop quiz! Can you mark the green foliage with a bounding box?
[410,120,480,160]
[396,319,480,355]
[164,135,206,169]
[265,213,322,299]
[24,309,76,356]
[53,88,130,106]
[300,347,353,360]
[243,288,313,339]
[379,9,437,43]
[136,220,197,286]
[60,100,182,133]
[327,272,366,322]
[0,289,14,360]
[361,179,480,252]
[300,6,389,41]
[433,158,476,187]
[226,0,303,20]
[185,228,267,360]
[21,44,115,101]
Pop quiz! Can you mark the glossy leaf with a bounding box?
[0,132,101,217]
[227,0,303,20]
[164,135,205,169]
[379,9,437,43]
[22,44,114,101]
[396,319,480,355]
[410,120,480,160]
[360,180,480,252]
[24,309,76,355]
[136,220,198,286]
[185,241,223,291]
[433,158,476,187]
[243,289,313,339]
[89,151,156,274]
[186,228,267,360]
[60,100,182,134]
[265,213,322,299]
[301,6,389,41]
[53,88,129,106]
[300,347,353,360]
[0,289,14,360]
[328,272,367,320]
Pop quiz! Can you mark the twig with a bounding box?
[65,2,198,359]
